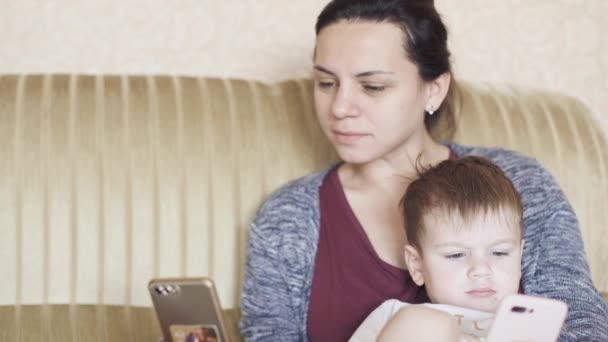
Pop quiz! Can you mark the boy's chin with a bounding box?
[442,298,500,313]
[464,299,501,313]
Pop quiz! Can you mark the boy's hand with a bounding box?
[459,333,482,342]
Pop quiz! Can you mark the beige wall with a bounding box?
[1,1,607,307]
[2,0,606,132]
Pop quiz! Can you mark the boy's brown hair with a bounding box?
[401,156,523,253]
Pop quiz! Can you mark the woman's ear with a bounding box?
[425,72,451,112]
[404,245,425,286]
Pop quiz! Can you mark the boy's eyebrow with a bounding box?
[313,65,394,78]
[432,238,520,248]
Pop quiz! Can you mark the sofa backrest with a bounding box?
[0,75,606,310]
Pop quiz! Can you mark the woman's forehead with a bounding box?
[314,21,415,76]
[316,21,404,57]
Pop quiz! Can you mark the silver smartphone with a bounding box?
[148,277,230,342]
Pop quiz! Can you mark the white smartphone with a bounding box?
[148,277,230,342]
[486,294,568,342]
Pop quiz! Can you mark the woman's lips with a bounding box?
[466,288,496,297]
[332,130,369,144]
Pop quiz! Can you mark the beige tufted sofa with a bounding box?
[0,74,606,341]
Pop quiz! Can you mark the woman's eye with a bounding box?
[317,81,336,89]
[445,252,465,259]
[363,84,385,93]
[492,251,509,257]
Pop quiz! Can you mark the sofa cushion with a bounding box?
[0,74,606,341]
[0,305,245,342]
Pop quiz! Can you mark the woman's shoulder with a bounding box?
[257,167,332,213]
[448,143,550,183]
[449,143,568,216]
[449,143,538,167]
[249,165,335,238]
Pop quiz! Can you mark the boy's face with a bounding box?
[405,209,524,313]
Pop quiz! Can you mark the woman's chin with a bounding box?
[336,154,374,165]
[333,147,379,165]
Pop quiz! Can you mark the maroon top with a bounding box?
[307,149,458,341]
[306,167,430,342]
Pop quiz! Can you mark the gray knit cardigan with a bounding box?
[240,144,608,341]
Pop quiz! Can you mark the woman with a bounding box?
[240,0,608,341]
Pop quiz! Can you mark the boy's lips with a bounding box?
[466,288,496,297]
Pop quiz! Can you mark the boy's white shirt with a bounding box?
[349,299,494,342]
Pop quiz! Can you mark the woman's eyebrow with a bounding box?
[313,65,336,76]
[355,70,394,78]
[313,65,394,78]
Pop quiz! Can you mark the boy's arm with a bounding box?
[349,300,402,342]
[376,305,460,342]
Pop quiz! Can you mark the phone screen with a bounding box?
[169,324,221,342]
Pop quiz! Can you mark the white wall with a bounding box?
[2,0,606,136]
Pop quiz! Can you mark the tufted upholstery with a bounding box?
[0,75,606,341]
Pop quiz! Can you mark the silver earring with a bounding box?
[426,107,435,116]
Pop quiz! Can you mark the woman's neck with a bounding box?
[339,134,450,195]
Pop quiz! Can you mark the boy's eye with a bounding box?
[492,251,510,257]
[445,252,465,259]
[363,84,385,92]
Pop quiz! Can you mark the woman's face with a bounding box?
[313,21,432,165]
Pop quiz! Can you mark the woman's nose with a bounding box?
[331,86,358,119]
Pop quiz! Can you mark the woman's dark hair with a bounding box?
[315,0,455,136]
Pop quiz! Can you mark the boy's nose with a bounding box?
[468,258,493,278]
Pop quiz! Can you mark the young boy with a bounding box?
[350,156,525,341]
